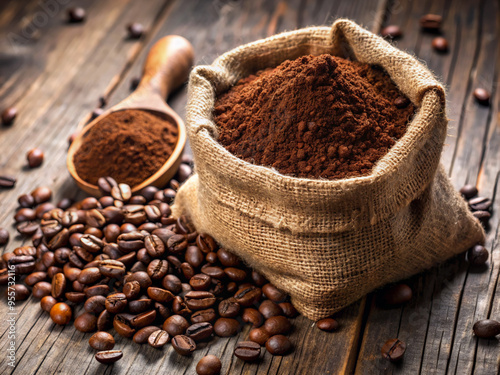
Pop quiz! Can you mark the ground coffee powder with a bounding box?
[214,54,415,179]
[74,109,178,187]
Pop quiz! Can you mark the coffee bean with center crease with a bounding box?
[163,315,189,337]
[85,295,107,314]
[186,322,213,341]
[469,197,492,212]
[172,296,192,316]
[98,259,126,278]
[0,175,16,189]
[97,310,113,331]
[171,335,196,356]
[86,209,106,228]
[196,355,222,375]
[124,271,152,289]
[95,350,123,364]
[214,318,240,337]
[185,291,216,310]
[219,298,241,318]
[51,273,66,298]
[123,280,141,300]
[266,335,292,355]
[144,234,165,258]
[80,234,103,253]
[419,14,442,31]
[131,310,157,328]
[147,329,169,348]
[105,293,128,314]
[234,341,261,362]
[97,177,118,195]
[118,232,145,252]
[47,228,69,250]
[167,234,188,253]
[147,259,169,280]
[147,286,174,303]
[243,308,264,327]
[114,314,136,337]
[234,286,262,307]
[9,255,36,274]
[473,319,500,338]
[190,274,212,291]
[191,309,217,324]
[196,233,217,253]
[111,184,132,201]
[468,245,489,266]
[133,326,160,344]
[381,338,406,362]
[89,331,115,351]
[17,221,40,236]
[74,312,97,333]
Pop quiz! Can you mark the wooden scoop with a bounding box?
[67,35,194,196]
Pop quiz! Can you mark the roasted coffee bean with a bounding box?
[47,228,69,250]
[101,206,124,224]
[469,197,492,212]
[262,284,286,302]
[97,310,113,331]
[201,265,225,280]
[163,315,189,337]
[432,37,448,52]
[181,262,195,280]
[36,203,56,219]
[99,196,114,208]
[85,295,107,314]
[61,211,81,227]
[166,255,182,274]
[41,251,55,268]
[136,248,152,264]
[167,234,188,253]
[0,175,16,189]
[8,284,30,300]
[171,335,196,356]
[47,266,63,279]
[80,234,103,253]
[143,204,161,221]
[31,186,52,204]
[50,302,72,325]
[27,148,44,168]
[57,198,73,210]
[459,184,478,199]
[138,222,158,233]
[78,267,102,284]
[0,228,9,245]
[147,259,169,280]
[124,271,152,289]
[186,322,213,341]
[316,318,339,332]
[226,282,237,294]
[14,246,36,257]
[144,234,165,257]
[89,331,115,351]
[127,22,144,39]
[41,295,58,312]
[381,338,406,362]
[73,280,85,293]
[128,299,153,314]
[131,310,157,328]
[381,25,402,39]
[54,247,71,264]
[148,329,169,348]
[473,319,500,338]
[67,7,85,22]
[394,96,410,109]
[172,296,192,316]
[105,293,128,314]
[468,244,489,266]
[18,194,35,208]
[9,255,36,274]
[103,224,120,243]
[419,14,442,31]
[162,274,182,294]
[120,223,136,233]
[130,196,146,205]
[156,188,176,204]
[97,177,118,195]
[264,316,291,335]
[234,286,261,307]
[224,267,246,282]
[85,284,110,298]
[473,88,490,105]
[74,312,97,333]
[191,309,217,324]
[259,300,283,320]
[380,283,412,306]
[98,259,126,278]
[219,297,241,318]
[196,233,217,253]
[111,184,132,202]
[473,210,491,224]
[190,274,212,291]
[114,314,136,337]
[25,271,47,286]
[65,292,86,303]
[15,208,36,222]
[177,164,192,182]
[51,273,66,298]
[234,341,261,362]
[95,350,123,364]
[63,264,81,282]
[214,318,240,337]
[139,185,158,201]
[1,107,17,125]
[155,302,170,320]
[123,281,141,300]
[196,355,222,375]
[185,291,216,310]
[133,326,160,344]
[102,243,122,260]
[146,286,173,303]
[185,246,204,268]
[266,335,292,355]
[215,248,239,267]
[243,308,264,328]
[249,327,270,346]
[118,232,145,252]
[123,205,147,225]
[17,221,40,236]
[86,209,106,228]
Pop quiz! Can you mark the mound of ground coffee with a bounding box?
[214,54,415,179]
[74,109,178,186]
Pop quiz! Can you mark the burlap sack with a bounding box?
[172,19,485,320]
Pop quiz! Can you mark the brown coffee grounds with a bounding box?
[214,54,415,179]
[74,109,177,187]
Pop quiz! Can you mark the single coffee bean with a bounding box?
[419,14,442,31]
[78,267,102,284]
[473,88,490,105]
[191,309,217,324]
[15,208,37,222]
[51,272,66,298]
[216,248,240,267]
[381,338,406,362]
[131,310,157,328]
[316,318,339,332]
[85,295,107,314]
[473,210,491,224]
[105,293,128,314]
[264,316,291,335]
[469,197,492,211]
[185,246,204,268]
[224,267,246,282]
[111,184,132,202]
[9,255,36,274]
[185,291,216,310]
[468,245,489,266]
[95,350,123,364]
[99,259,126,278]
[262,284,286,302]
[147,286,174,303]
[85,284,110,298]
[27,148,44,168]
[97,310,113,331]
[50,302,72,325]
[89,331,115,351]
[147,259,169,280]
[18,194,35,208]
[171,335,196,356]
[57,198,73,210]
[196,233,217,253]
[144,234,165,258]
[127,22,144,39]
[33,281,52,299]
[121,280,140,300]
[117,231,145,252]
[186,322,213,342]
[234,340,261,362]
[167,234,188,253]
[128,298,153,314]
[74,312,98,333]
[459,184,478,199]
[1,107,17,125]
[205,252,218,264]
[380,283,412,306]
[162,274,182,294]
[97,177,118,195]
[259,300,283,320]
[17,221,40,236]
[196,355,222,375]
[25,271,47,286]
[394,96,410,109]
[125,271,152,289]
[148,329,170,348]
[234,286,262,307]
[190,274,212,291]
[65,292,86,303]
[381,25,402,39]
[67,7,86,23]
[473,319,500,338]
[113,314,136,337]
[31,186,52,204]
[8,284,30,300]
[249,327,270,346]
[80,234,104,253]
[214,318,240,337]
[0,175,16,189]
[266,335,292,355]
[432,37,448,52]
[177,164,192,182]
[0,228,10,245]
[218,297,241,318]
[243,308,264,327]
[132,326,160,344]
[41,295,57,312]
[163,315,190,337]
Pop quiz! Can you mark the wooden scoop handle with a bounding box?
[137,35,194,99]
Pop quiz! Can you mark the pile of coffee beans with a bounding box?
[0,172,326,372]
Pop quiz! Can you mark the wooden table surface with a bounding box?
[0,0,499,374]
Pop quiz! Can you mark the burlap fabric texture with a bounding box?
[172,19,485,320]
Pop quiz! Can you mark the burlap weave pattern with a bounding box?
[172,19,485,320]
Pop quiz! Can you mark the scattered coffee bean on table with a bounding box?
[473,319,500,338]
[27,148,44,168]
[127,23,144,39]
[196,355,222,375]
[0,175,16,189]
[234,341,261,362]
[0,228,9,245]
[419,14,442,31]
[67,7,86,23]
[89,331,115,351]
[1,107,17,125]
[50,302,72,325]
[381,25,402,39]
[432,37,448,52]
[95,350,123,364]
[460,184,478,199]
[316,318,339,332]
[467,245,489,266]
[473,88,490,105]
[265,335,292,356]
[381,338,406,362]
